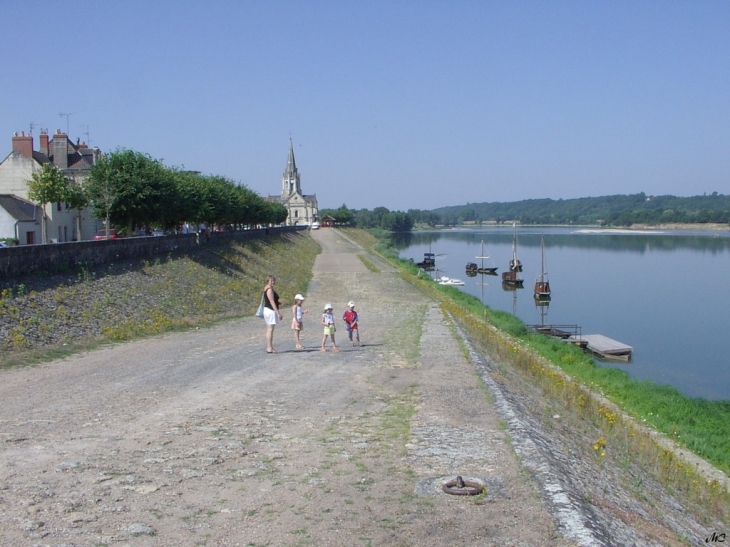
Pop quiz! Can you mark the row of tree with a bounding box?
[27,149,288,242]
[318,205,415,232]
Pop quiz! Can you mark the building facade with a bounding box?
[0,130,101,244]
[266,140,318,226]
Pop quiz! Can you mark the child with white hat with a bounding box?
[320,303,340,352]
[291,294,308,349]
[342,301,361,346]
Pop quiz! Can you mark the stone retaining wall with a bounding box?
[0,226,303,278]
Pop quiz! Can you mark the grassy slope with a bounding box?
[0,232,320,367]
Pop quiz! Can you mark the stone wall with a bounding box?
[0,226,303,279]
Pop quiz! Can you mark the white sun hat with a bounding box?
[295,294,305,301]
[324,303,333,310]
[347,301,355,307]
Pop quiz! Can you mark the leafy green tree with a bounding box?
[88,149,171,234]
[64,181,89,241]
[333,204,353,225]
[87,154,121,237]
[319,204,353,225]
[26,163,68,244]
[380,211,413,232]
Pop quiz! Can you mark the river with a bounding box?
[394,226,730,401]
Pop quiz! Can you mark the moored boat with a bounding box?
[467,240,498,274]
[534,234,551,298]
[501,224,524,286]
[417,252,436,270]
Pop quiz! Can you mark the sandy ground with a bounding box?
[0,228,722,547]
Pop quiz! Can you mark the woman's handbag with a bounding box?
[255,292,265,318]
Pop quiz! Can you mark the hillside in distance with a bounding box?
[428,192,730,226]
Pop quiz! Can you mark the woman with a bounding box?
[262,275,283,353]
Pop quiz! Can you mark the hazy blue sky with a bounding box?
[2,1,728,211]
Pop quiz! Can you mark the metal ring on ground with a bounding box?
[442,476,484,496]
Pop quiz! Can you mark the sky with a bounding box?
[2,1,729,211]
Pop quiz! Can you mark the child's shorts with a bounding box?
[323,325,336,336]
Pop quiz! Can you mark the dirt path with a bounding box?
[0,229,718,546]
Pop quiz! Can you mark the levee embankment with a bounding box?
[0,227,725,546]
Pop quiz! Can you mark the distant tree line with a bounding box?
[27,148,288,239]
[320,193,730,232]
[419,192,730,226]
[318,205,414,232]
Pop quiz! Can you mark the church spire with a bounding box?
[281,139,301,197]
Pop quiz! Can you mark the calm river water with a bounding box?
[394,227,730,401]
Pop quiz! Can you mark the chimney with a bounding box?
[52,129,68,169]
[12,131,33,158]
[39,130,49,156]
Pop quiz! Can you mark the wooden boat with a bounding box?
[533,234,551,298]
[501,225,524,286]
[416,252,436,270]
[467,240,498,274]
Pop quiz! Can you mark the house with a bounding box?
[320,215,336,227]
[265,140,318,226]
[0,194,42,244]
[0,130,101,244]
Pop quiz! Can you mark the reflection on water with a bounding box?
[396,227,730,400]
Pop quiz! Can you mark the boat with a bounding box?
[501,224,524,286]
[416,252,436,270]
[533,234,551,298]
[437,275,465,286]
[466,240,498,275]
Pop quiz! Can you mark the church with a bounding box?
[266,140,318,226]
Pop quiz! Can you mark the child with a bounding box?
[291,294,308,349]
[320,303,339,352]
[342,301,361,346]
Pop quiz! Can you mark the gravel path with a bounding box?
[0,228,721,546]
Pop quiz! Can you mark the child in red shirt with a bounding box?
[342,301,361,346]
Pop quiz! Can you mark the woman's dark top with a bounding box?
[264,288,280,310]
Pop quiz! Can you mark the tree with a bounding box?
[381,211,414,232]
[26,163,68,244]
[64,181,89,241]
[87,154,121,237]
[88,149,171,235]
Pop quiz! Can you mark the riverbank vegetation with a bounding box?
[423,192,730,227]
[320,192,730,233]
[342,227,730,520]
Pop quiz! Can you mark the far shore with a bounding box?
[423,222,730,231]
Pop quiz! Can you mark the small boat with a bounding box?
[437,275,465,286]
[534,234,551,298]
[502,224,524,286]
[416,252,436,270]
[467,240,498,274]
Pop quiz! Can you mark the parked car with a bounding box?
[310,222,320,230]
[93,229,119,241]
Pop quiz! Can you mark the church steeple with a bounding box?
[281,139,301,197]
